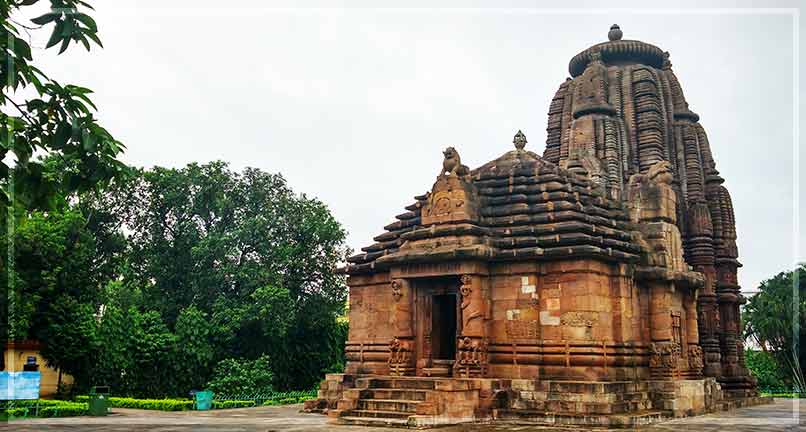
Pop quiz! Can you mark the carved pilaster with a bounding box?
[388,337,414,376]
[388,279,414,375]
[454,274,489,377]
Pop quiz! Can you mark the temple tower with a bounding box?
[543,24,755,396]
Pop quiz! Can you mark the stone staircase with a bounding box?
[422,359,453,377]
[330,376,481,427]
[496,380,666,428]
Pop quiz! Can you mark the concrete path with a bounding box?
[2,399,803,431]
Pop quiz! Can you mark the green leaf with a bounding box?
[74,13,98,32]
[78,34,91,51]
[52,123,71,149]
[20,0,39,5]
[58,38,71,54]
[13,37,32,60]
[46,20,65,48]
[31,13,58,26]
[85,30,103,48]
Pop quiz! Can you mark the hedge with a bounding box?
[70,391,316,411]
[1,401,87,419]
[75,396,193,411]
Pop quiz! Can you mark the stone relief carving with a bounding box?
[688,345,704,370]
[650,342,681,369]
[560,311,597,327]
[391,279,402,302]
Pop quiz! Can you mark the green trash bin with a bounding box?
[88,386,110,416]
[195,390,214,411]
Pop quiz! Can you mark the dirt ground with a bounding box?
[2,398,804,432]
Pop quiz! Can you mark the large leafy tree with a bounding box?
[743,265,806,391]
[1,0,126,211]
[89,161,349,391]
[0,205,123,379]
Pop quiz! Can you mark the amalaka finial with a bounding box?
[608,24,622,41]
[513,130,527,150]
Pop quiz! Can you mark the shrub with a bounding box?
[746,349,789,390]
[206,356,274,396]
[74,396,192,411]
[1,401,87,419]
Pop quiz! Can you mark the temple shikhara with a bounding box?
[306,25,769,427]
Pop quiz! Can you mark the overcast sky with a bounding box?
[26,1,804,294]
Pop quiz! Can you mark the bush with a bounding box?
[206,356,274,396]
[1,401,87,419]
[746,349,789,390]
[74,396,192,411]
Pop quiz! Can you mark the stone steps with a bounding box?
[363,388,429,401]
[495,408,668,428]
[356,399,421,412]
[365,377,437,390]
[513,398,653,414]
[339,416,410,427]
[348,409,413,419]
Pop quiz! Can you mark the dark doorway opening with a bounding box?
[431,294,457,360]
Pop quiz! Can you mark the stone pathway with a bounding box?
[2,399,803,432]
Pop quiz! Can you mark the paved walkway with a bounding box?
[2,399,803,431]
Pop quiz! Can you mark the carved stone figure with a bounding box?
[440,147,470,178]
[689,345,705,370]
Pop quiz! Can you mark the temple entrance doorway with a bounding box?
[431,294,457,361]
[413,276,461,377]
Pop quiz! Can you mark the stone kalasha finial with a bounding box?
[608,24,622,41]
[513,130,527,150]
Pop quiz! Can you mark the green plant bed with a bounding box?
[75,396,193,411]
[760,390,806,398]
[1,400,88,420]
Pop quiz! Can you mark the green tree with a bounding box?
[206,356,274,396]
[1,0,126,211]
[0,206,122,375]
[38,295,97,391]
[743,265,806,391]
[173,305,214,392]
[90,161,349,390]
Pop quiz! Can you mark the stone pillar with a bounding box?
[454,274,488,378]
[388,279,414,376]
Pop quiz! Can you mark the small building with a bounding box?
[3,340,73,397]
[309,25,767,428]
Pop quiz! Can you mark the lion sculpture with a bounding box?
[440,147,470,178]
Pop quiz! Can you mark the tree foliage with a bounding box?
[22,161,350,396]
[1,0,126,211]
[743,265,806,391]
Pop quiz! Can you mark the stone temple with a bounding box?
[306,25,769,427]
